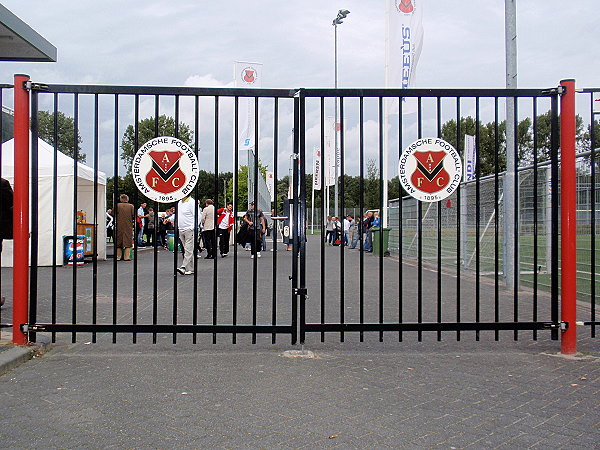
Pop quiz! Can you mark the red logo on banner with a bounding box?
[145,150,186,194]
[243,70,256,83]
[410,151,449,194]
[397,0,414,13]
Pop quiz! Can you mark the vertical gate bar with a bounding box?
[52,93,58,343]
[291,93,300,345]
[132,95,141,344]
[193,95,200,344]
[156,94,162,344]
[559,79,577,354]
[232,96,239,344]
[213,96,219,344]
[359,97,365,342]
[455,97,462,341]
[475,97,481,341]
[0,89,2,336]
[436,97,442,342]
[398,97,403,342]
[150,94,159,345]
[298,91,307,347]
[71,93,79,344]
[550,92,560,341]
[28,90,39,344]
[590,93,597,338]
[111,94,119,344]
[532,98,539,340]
[378,97,384,342]
[92,94,99,343]
[494,97,500,341]
[417,97,423,342]
[339,98,346,342]
[252,97,259,345]
[174,95,180,344]
[512,97,519,341]
[320,97,326,343]
[12,74,29,346]
[272,97,279,344]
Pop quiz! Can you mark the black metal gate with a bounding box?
[19,82,580,344]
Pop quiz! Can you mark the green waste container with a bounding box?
[371,227,391,256]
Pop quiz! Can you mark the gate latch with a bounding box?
[23,81,49,92]
[21,324,47,332]
[293,288,307,296]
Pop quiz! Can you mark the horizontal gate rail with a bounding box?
[25,324,294,335]
[303,322,560,333]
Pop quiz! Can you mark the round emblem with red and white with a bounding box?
[241,67,258,85]
[133,136,199,203]
[398,138,462,202]
[396,0,415,14]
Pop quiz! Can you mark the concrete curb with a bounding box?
[0,333,52,375]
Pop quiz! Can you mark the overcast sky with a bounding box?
[1,0,598,176]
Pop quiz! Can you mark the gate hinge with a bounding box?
[541,86,566,96]
[21,324,47,332]
[293,288,307,296]
[23,81,49,92]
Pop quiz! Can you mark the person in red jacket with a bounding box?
[217,202,235,257]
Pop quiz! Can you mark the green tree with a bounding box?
[36,110,85,162]
[120,115,193,174]
[226,162,269,209]
[533,111,585,163]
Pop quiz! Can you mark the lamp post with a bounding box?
[332,9,349,218]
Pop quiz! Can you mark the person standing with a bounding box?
[343,215,354,247]
[244,201,266,258]
[137,202,148,246]
[217,202,234,257]
[363,211,374,252]
[145,207,155,247]
[115,194,135,261]
[201,198,216,259]
[169,194,197,275]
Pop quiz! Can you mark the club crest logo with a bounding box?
[241,67,257,85]
[133,137,199,203]
[396,0,415,14]
[399,138,462,202]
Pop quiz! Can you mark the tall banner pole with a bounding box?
[13,74,30,345]
[560,79,577,355]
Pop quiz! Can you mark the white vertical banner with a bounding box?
[464,134,476,182]
[313,147,322,191]
[234,61,263,152]
[266,171,275,202]
[324,116,337,186]
[385,0,424,115]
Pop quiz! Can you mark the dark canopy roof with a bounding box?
[0,4,56,62]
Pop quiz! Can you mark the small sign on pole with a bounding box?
[593,92,600,114]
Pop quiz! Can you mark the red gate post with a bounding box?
[560,79,577,354]
[12,74,30,345]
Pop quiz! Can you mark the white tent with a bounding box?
[1,136,107,266]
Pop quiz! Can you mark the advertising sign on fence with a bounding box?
[398,137,462,202]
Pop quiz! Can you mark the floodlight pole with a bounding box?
[333,9,350,219]
[503,0,518,291]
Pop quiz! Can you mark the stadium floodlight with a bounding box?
[333,9,350,25]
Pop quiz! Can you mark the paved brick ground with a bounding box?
[0,236,598,448]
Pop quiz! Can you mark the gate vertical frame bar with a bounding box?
[436,97,442,342]
[590,91,597,338]
[512,97,520,341]
[455,97,462,341]
[417,97,423,342]
[532,98,539,340]
[298,90,307,347]
[71,93,79,344]
[378,97,384,342]
[475,97,481,341]
[293,90,301,345]
[560,79,577,354]
[550,92,560,341]
[320,97,326,343]
[398,97,403,342]
[359,97,365,342]
[232,96,239,344]
[111,94,119,344]
[193,95,200,344]
[213,96,220,344]
[271,97,279,344]
[494,97,500,341]
[51,93,59,343]
[28,89,39,343]
[92,94,99,343]
[12,74,29,345]
[339,97,345,342]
